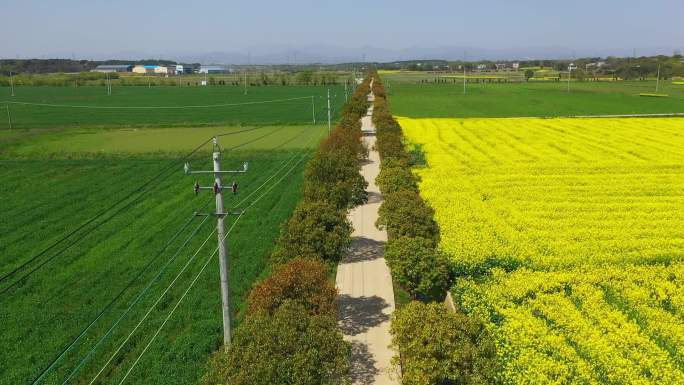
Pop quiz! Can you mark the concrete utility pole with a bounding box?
[655,63,661,93]
[311,96,316,124]
[105,72,112,96]
[184,138,248,350]
[6,104,12,130]
[9,71,15,97]
[243,68,247,95]
[327,88,332,133]
[463,52,467,95]
[567,63,576,93]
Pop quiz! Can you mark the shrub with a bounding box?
[204,301,350,385]
[377,190,439,243]
[390,301,499,385]
[273,200,352,263]
[375,166,418,195]
[246,258,337,317]
[384,237,451,301]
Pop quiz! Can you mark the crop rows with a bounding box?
[399,116,684,383]
[399,117,684,272]
[455,264,684,385]
[0,142,316,384]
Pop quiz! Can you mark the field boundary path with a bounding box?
[336,82,398,385]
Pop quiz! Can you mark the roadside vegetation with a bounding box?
[203,77,373,385]
[371,73,500,385]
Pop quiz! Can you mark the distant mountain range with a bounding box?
[9,45,682,65]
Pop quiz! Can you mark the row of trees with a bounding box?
[371,73,500,385]
[203,77,373,385]
[0,72,350,88]
[0,58,181,74]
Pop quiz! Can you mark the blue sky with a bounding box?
[2,0,683,61]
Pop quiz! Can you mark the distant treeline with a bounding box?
[377,55,684,80]
[0,70,350,87]
[0,58,197,75]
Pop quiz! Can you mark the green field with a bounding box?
[0,124,326,158]
[0,123,322,384]
[383,79,684,118]
[0,85,346,129]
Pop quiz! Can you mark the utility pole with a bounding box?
[344,80,348,102]
[184,139,248,350]
[311,96,316,124]
[243,67,248,95]
[463,52,467,94]
[9,71,15,97]
[327,89,331,133]
[6,103,12,130]
[566,62,576,93]
[655,63,661,93]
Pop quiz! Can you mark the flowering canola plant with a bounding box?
[399,116,684,384]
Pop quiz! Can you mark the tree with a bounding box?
[524,69,534,81]
[304,150,367,209]
[204,301,350,385]
[296,70,314,85]
[375,166,418,195]
[273,201,352,263]
[377,190,440,243]
[385,237,451,301]
[390,301,499,385]
[246,258,337,317]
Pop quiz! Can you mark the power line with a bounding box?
[30,206,212,385]
[86,226,217,385]
[114,135,315,384]
[0,126,270,295]
[41,126,315,384]
[0,96,314,110]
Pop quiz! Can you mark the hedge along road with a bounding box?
[336,83,397,385]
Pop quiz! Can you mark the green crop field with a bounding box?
[0,124,326,157]
[0,123,322,385]
[0,85,346,129]
[383,78,684,118]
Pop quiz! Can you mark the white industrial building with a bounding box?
[92,64,133,73]
[198,65,231,74]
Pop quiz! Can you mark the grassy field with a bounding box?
[0,85,346,129]
[0,124,321,385]
[400,116,684,384]
[384,79,684,118]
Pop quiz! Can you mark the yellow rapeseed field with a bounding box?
[455,264,684,384]
[399,116,684,272]
[399,116,684,384]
